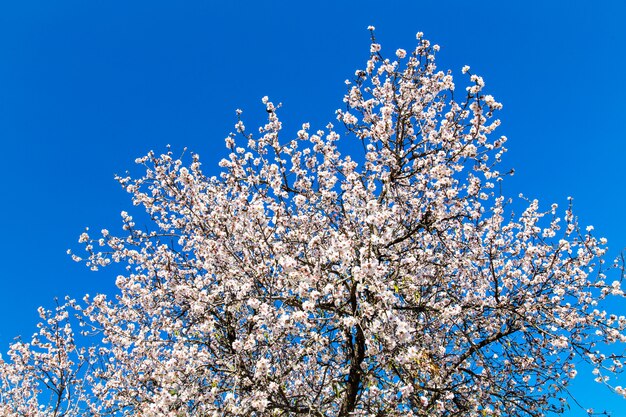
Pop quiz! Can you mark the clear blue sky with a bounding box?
[0,1,624,415]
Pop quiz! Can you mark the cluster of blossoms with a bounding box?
[1,29,625,416]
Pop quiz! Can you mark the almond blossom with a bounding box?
[2,30,625,417]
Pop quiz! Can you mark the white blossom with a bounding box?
[1,31,623,417]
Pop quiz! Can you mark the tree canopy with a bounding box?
[1,30,625,417]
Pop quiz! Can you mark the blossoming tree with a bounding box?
[2,29,625,417]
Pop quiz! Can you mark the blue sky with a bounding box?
[0,1,624,415]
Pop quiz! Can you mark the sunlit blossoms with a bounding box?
[2,30,626,417]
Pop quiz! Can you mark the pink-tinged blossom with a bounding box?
[1,32,624,417]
